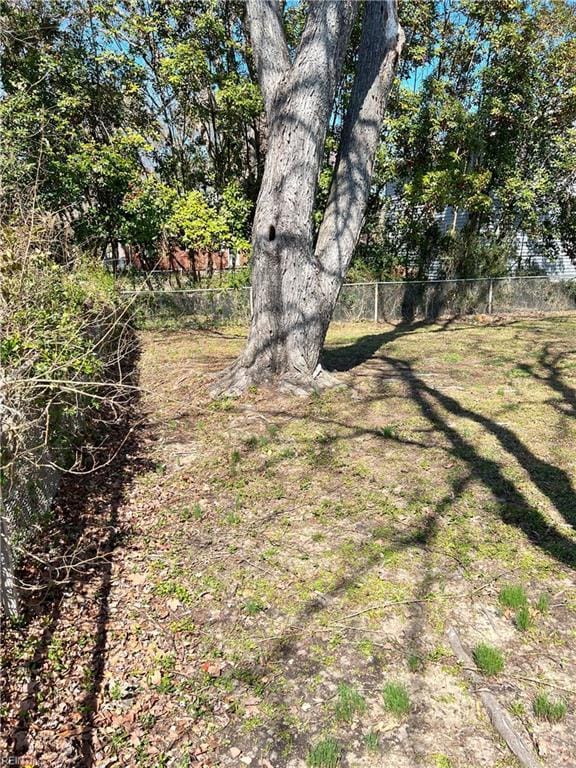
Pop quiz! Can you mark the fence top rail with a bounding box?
[120,274,574,297]
[120,286,252,295]
[370,275,573,285]
[138,267,250,273]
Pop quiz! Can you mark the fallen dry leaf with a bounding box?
[128,573,147,585]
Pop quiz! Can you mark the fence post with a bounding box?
[249,286,254,317]
[488,279,494,315]
[1,517,19,618]
[374,282,379,323]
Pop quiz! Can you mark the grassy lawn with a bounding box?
[2,315,575,767]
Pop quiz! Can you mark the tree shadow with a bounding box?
[219,511,441,762]
[1,366,153,765]
[322,316,522,373]
[322,325,576,567]
[384,355,576,542]
[321,320,427,372]
[518,344,576,417]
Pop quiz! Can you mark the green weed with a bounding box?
[514,606,531,632]
[498,584,528,610]
[109,727,129,752]
[536,593,550,613]
[382,681,411,716]
[408,653,424,672]
[153,580,193,604]
[432,755,453,768]
[230,449,241,475]
[108,680,123,700]
[363,731,380,752]
[169,617,196,634]
[179,503,203,521]
[47,636,66,672]
[158,652,176,671]
[156,674,174,694]
[245,434,269,449]
[509,700,525,717]
[334,682,366,722]
[139,712,157,729]
[307,738,341,768]
[533,694,567,722]
[244,598,266,615]
[358,639,374,659]
[210,397,234,412]
[473,644,504,676]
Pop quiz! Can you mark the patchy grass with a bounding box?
[536,593,551,613]
[514,606,532,632]
[334,682,366,722]
[382,681,411,716]
[498,584,528,610]
[307,737,342,768]
[363,730,380,752]
[473,644,505,676]
[3,317,576,768]
[533,694,567,722]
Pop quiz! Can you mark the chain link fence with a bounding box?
[126,276,576,327]
[117,267,251,292]
[1,425,65,615]
[130,286,253,327]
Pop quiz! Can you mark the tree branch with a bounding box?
[246,0,291,118]
[315,0,404,284]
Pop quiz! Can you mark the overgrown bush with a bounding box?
[1,210,135,614]
[1,238,132,468]
[1,255,116,382]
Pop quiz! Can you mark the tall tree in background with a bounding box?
[0,0,260,262]
[96,0,264,197]
[357,0,576,280]
[213,0,404,394]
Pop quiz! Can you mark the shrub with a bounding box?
[1,250,127,464]
[1,211,133,616]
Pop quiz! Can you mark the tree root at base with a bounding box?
[209,362,344,398]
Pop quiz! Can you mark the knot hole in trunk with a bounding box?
[268,225,276,242]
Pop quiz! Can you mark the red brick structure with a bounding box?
[127,241,247,278]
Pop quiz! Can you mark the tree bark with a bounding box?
[212,0,404,396]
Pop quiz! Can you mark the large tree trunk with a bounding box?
[213,0,404,396]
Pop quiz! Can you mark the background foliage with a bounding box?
[1,0,575,280]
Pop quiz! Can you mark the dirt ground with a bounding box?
[2,315,575,768]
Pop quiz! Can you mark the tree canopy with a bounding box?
[1,0,575,279]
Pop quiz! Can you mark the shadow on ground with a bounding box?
[224,318,575,758]
[1,367,153,767]
[325,321,576,564]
